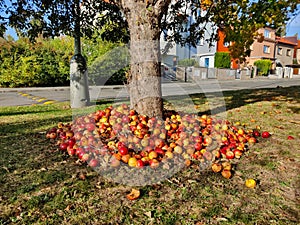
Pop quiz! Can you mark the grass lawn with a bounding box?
[0,86,299,225]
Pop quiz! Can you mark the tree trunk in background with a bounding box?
[121,1,170,118]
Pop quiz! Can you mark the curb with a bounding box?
[0,86,70,93]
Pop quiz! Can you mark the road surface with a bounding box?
[1,78,300,107]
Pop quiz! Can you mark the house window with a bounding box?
[264,29,270,38]
[277,47,282,55]
[263,45,270,54]
[198,37,204,46]
[286,49,291,56]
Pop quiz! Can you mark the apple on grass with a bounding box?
[118,146,129,156]
[261,131,271,138]
[59,142,68,151]
[211,163,222,173]
[89,159,99,167]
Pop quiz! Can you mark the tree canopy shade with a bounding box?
[1,0,298,116]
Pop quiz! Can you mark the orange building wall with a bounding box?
[216,30,239,69]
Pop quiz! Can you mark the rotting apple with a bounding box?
[211,163,222,173]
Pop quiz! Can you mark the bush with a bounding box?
[0,35,125,87]
[178,58,198,67]
[254,59,272,76]
[214,52,231,68]
[0,36,73,87]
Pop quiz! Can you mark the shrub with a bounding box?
[178,58,198,67]
[0,35,125,87]
[0,37,73,87]
[214,52,231,68]
[254,59,272,76]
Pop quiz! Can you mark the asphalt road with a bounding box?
[1,78,300,107]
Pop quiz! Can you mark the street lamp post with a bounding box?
[70,0,90,108]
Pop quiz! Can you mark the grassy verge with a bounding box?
[0,86,299,225]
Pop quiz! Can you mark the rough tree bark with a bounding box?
[119,0,171,118]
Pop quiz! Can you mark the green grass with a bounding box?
[1,86,300,225]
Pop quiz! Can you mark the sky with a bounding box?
[286,12,300,37]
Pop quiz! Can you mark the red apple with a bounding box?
[59,142,68,151]
[67,147,76,156]
[261,131,271,138]
[86,123,96,132]
[287,135,294,140]
[68,138,76,147]
[252,130,260,137]
[119,146,129,156]
[136,159,145,168]
[225,150,235,159]
[233,149,243,159]
[89,159,99,167]
[154,147,165,156]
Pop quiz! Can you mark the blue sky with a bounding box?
[286,12,300,36]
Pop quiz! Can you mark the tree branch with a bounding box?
[153,0,172,17]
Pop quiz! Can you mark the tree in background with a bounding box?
[1,0,298,116]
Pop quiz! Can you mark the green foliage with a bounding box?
[214,52,231,68]
[0,36,73,87]
[0,35,126,87]
[254,59,272,76]
[178,58,198,67]
[88,44,129,85]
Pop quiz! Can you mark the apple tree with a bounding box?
[1,0,298,117]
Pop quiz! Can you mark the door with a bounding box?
[204,58,209,68]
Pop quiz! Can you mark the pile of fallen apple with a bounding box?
[46,104,271,179]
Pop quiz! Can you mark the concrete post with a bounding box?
[70,0,90,108]
[70,54,90,108]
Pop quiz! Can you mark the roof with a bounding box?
[276,36,298,46]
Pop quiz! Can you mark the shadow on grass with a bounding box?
[0,109,68,117]
[189,86,300,115]
[0,115,72,135]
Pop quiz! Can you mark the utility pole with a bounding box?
[70,0,90,108]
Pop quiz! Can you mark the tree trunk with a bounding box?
[121,1,168,118]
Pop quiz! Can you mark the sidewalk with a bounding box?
[1,75,300,93]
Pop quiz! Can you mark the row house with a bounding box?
[246,28,277,70]
[243,27,297,76]
[275,36,297,67]
[160,2,298,75]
